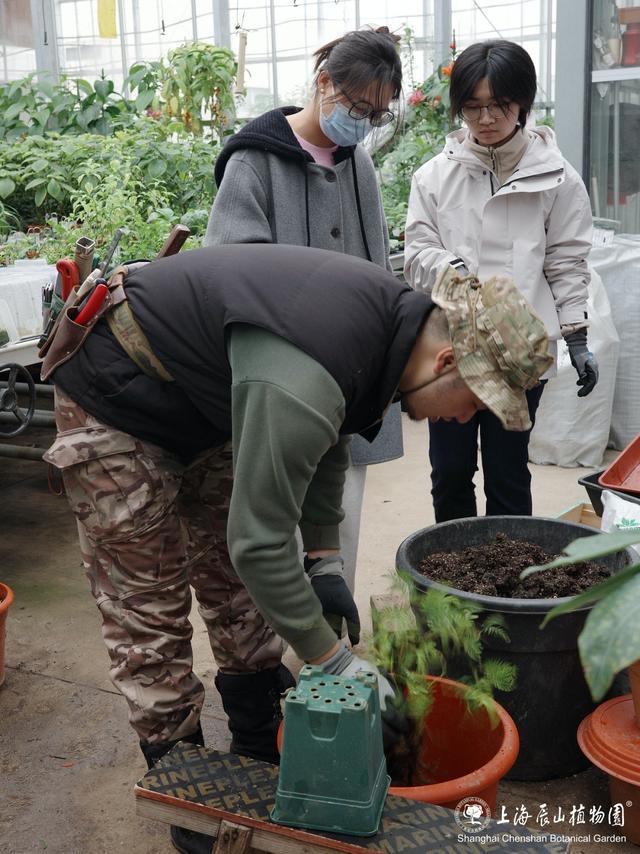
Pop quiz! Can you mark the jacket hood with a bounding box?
[442,125,564,178]
[214,107,355,187]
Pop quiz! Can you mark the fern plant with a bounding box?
[367,580,516,785]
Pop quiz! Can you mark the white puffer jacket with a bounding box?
[404,126,592,367]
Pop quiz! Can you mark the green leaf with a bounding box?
[93,117,112,136]
[35,185,47,207]
[5,101,24,121]
[29,158,51,172]
[520,529,640,579]
[146,159,167,178]
[127,65,147,89]
[541,561,640,625]
[6,125,28,142]
[33,109,51,127]
[47,178,63,200]
[0,177,16,198]
[94,79,114,100]
[81,175,98,191]
[75,78,93,96]
[579,573,640,701]
[24,176,48,190]
[135,90,155,111]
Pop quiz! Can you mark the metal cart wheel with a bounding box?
[0,363,36,437]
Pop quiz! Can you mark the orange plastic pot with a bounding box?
[278,675,518,813]
[387,676,518,811]
[578,694,640,845]
[0,583,14,688]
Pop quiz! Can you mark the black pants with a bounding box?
[428,383,546,522]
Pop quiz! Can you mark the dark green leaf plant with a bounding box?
[521,529,640,703]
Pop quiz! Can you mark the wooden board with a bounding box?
[557,502,601,529]
[135,744,568,854]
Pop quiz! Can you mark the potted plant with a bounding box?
[366,585,519,811]
[0,581,14,687]
[521,528,640,843]
[396,516,634,780]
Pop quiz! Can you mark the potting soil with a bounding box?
[418,532,610,598]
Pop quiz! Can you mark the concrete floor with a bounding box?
[0,417,636,854]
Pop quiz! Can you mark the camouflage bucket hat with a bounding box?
[431,266,554,431]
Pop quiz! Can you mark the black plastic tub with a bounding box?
[578,470,640,517]
[396,516,632,782]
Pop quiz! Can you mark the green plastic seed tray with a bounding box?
[270,664,389,837]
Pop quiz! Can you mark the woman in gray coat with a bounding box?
[204,26,403,599]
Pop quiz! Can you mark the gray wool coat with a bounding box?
[204,112,403,465]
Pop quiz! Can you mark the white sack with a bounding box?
[601,489,640,562]
[0,259,55,342]
[590,235,640,450]
[529,267,619,467]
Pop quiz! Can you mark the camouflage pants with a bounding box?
[45,388,284,744]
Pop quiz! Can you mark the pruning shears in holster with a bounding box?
[39,224,190,383]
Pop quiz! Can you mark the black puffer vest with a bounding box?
[53,244,431,459]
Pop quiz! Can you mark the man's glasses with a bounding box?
[335,88,396,128]
[392,365,458,404]
[461,102,512,122]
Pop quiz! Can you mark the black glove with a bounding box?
[304,555,360,646]
[565,329,599,397]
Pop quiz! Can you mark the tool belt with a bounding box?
[39,265,173,383]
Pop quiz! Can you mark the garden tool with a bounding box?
[156,223,190,258]
[75,281,109,326]
[38,259,79,347]
[38,226,124,352]
[74,236,95,284]
[39,223,191,371]
[55,258,80,301]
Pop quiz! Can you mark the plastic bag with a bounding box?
[529,268,620,467]
[590,235,640,450]
[601,489,640,561]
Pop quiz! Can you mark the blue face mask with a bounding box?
[319,95,372,147]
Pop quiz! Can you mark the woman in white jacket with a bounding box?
[404,40,598,521]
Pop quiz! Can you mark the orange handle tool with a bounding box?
[56,258,80,301]
[75,283,109,326]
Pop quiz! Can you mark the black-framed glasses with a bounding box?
[335,88,396,127]
[461,102,513,122]
[392,365,458,404]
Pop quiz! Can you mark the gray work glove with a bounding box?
[565,329,599,397]
[318,644,408,752]
[304,555,360,646]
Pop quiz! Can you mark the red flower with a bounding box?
[441,64,453,77]
[408,89,426,106]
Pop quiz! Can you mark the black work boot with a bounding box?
[140,724,215,854]
[214,664,295,765]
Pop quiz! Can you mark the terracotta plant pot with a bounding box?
[629,660,640,725]
[387,676,519,812]
[277,674,519,814]
[578,694,640,845]
[0,582,14,687]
